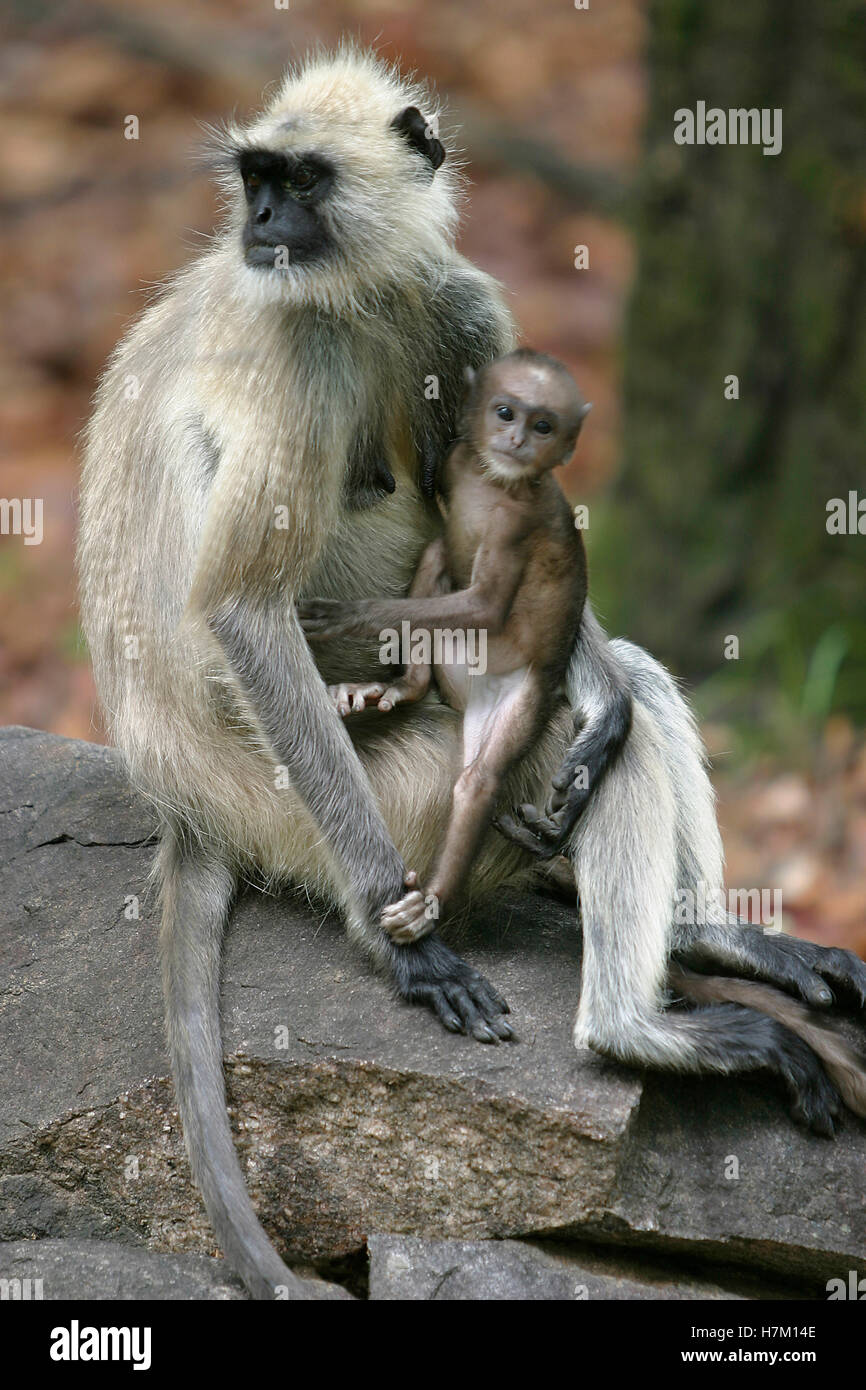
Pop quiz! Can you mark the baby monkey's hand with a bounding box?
[298,597,368,640]
[380,871,438,944]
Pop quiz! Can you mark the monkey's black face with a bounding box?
[238,150,335,268]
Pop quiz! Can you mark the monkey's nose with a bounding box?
[255,205,273,225]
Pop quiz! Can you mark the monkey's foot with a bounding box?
[390,934,514,1043]
[680,924,866,1013]
[772,1028,842,1138]
[493,798,583,860]
[495,743,598,857]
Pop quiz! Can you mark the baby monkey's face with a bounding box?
[474,360,589,484]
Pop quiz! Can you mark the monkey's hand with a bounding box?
[493,751,592,859]
[297,597,376,641]
[380,871,436,944]
[494,795,585,861]
[390,927,515,1043]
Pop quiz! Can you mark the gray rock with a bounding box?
[367,1234,747,1300]
[0,1239,244,1300]
[1,726,865,1300]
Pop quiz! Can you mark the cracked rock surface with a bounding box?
[1,726,865,1300]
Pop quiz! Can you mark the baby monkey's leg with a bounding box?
[385,669,549,946]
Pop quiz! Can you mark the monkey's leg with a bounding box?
[494,608,632,858]
[608,628,866,1012]
[200,603,512,1048]
[386,672,549,942]
[564,698,841,1136]
[434,672,548,907]
[158,827,351,1300]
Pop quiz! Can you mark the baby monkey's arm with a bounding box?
[326,538,446,717]
[300,515,525,642]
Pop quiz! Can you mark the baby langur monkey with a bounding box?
[301,349,630,944]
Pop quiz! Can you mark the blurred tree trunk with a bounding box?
[605,0,866,713]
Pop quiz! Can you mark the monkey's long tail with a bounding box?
[669,961,866,1119]
[157,830,345,1300]
[569,700,849,1134]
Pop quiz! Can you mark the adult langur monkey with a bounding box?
[78,47,866,1300]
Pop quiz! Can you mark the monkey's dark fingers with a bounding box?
[776,1033,841,1138]
[492,811,560,860]
[551,762,581,794]
[392,937,512,1040]
[462,970,510,1020]
[547,786,567,814]
[440,980,514,1042]
[296,598,342,620]
[517,803,569,843]
[770,937,866,1011]
[296,599,356,641]
[409,983,465,1032]
[441,983,501,1043]
[683,930,866,1012]
[299,622,352,641]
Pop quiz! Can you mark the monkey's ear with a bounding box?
[463,365,477,388]
[580,402,593,421]
[391,107,446,172]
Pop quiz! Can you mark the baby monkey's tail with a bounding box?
[668,961,866,1120]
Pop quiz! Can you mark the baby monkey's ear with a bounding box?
[463,365,477,389]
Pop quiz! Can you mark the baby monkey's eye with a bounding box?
[496,405,514,421]
[533,420,552,435]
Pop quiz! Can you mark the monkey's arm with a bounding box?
[495,608,633,858]
[379,535,449,700]
[299,517,526,642]
[181,400,414,922]
[327,538,448,715]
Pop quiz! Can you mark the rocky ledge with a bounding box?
[1,727,864,1300]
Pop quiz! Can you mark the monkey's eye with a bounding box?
[284,164,318,197]
[245,172,261,192]
[496,405,514,421]
[533,420,552,435]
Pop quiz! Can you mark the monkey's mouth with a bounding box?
[244,244,291,269]
[488,450,532,476]
[480,450,534,486]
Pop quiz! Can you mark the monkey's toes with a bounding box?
[493,810,560,860]
[394,938,514,1041]
[775,1032,841,1138]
